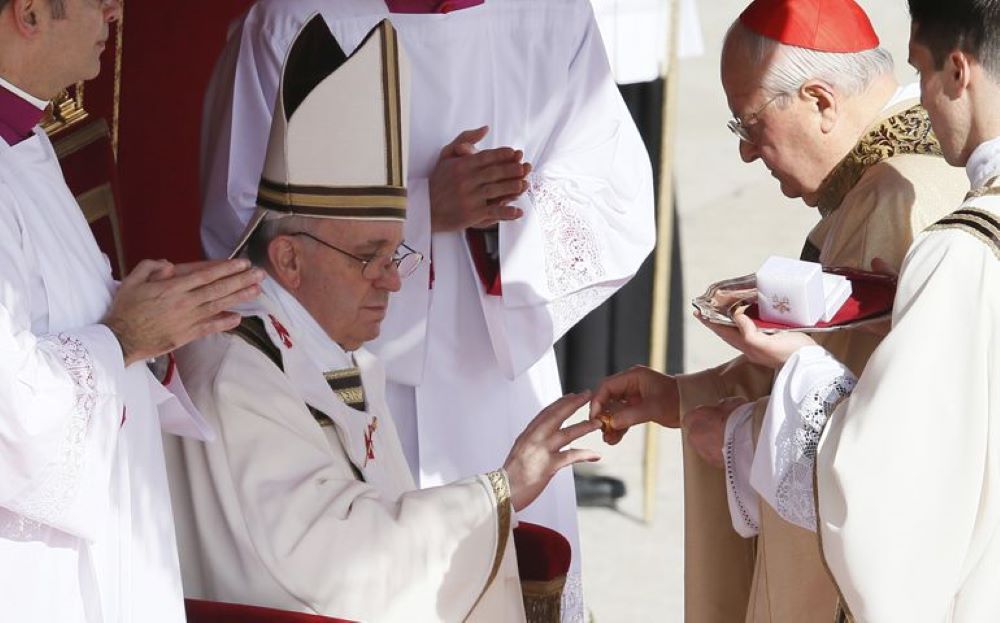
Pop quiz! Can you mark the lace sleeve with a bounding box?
[2,334,99,537]
[773,375,855,531]
[528,177,620,338]
[724,402,760,537]
[751,346,857,533]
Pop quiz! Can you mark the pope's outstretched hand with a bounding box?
[503,392,602,512]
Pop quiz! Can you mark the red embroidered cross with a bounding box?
[363,417,379,465]
[269,314,293,348]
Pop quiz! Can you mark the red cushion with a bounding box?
[512,522,571,582]
[184,599,355,623]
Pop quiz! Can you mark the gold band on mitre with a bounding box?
[256,178,407,220]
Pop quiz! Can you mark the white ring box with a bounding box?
[755,256,852,327]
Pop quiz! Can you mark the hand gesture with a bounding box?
[103,259,264,366]
[503,392,602,512]
[429,126,532,232]
[698,311,816,369]
[588,365,680,445]
[684,397,748,468]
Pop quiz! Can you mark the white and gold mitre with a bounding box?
[231,15,410,258]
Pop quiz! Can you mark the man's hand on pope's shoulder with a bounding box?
[684,397,748,469]
[698,310,816,369]
[503,392,602,512]
[588,366,681,445]
[103,258,264,366]
[429,125,531,232]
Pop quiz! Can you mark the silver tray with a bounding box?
[691,272,891,334]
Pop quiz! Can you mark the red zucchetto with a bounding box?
[739,0,879,53]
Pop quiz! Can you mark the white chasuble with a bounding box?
[755,137,1000,621]
[0,129,204,623]
[168,284,525,622]
[200,4,655,615]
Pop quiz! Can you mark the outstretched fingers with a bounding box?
[555,418,602,448]
[555,448,602,471]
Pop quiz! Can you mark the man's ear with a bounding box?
[802,80,838,133]
[267,236,303,291]
[943,49,973,99]
[11,0,42,36]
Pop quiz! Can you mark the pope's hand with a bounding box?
[698,310,816,369]
[103,259,264,366]
[588,365,680,445]
[429,126,531,232]
[503,392,602,512]
[684,397,748,469]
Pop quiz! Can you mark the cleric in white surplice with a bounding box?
[168,16,602,622]
[198,3,655,614]
[0,1,265,621]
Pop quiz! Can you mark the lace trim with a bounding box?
[725,424,759,535]
[529,177,606,299]
[774,374,856,531]
[1,334,98,537]
[550,284,618,339]
[560,570,584,623]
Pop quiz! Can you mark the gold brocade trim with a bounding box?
[815,105,942,218]
[927,212,1000,260]
[380,23,403,188]
[470,469,513,613]
[324,368,361,381]
[521,577,565,623]
[332,386,364,405]
[257,185,408,210]
[965,176,1000,201]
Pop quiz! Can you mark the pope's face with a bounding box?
[909,29,972,167]
[721,54,839,206]
[293,219,404,351]
[39,0,120,90]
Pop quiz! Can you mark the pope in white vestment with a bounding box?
[718,114,1000,623]
[199,3,655,614]
[0,85,211,623]
[169,17,599,621]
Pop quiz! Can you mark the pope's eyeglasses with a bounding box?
[290,232,423,280]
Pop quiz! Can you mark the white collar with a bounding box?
[0,75,49,111]
[260,277,354,373]
[965,134,1000,189]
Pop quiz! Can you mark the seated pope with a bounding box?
[164,16,600,623]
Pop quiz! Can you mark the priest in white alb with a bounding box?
[0,0,264,621]
[199,3,655,615]
[699,0,1000,618]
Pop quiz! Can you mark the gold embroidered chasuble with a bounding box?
[677,101,969,623]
